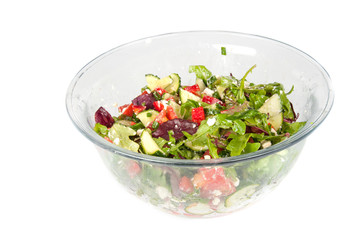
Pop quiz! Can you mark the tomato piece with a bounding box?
[192,167,235,199]
[154,87,167,96]
[202,96,225,106]
[132,105,146,114]
[154,109,168,124]
[200,176,235,199]
[127,160,141,179]
[191,106,205,124]
[153,101,164,111]
[104,136,113,143]
[118,103,133,117]
[179,176,194,194]
[141,90,148,95]
[184,84,200,95]
[166,105,178,120]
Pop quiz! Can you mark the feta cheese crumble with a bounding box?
[207,117,216,126]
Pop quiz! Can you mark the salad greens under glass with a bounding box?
[93,65,306,216]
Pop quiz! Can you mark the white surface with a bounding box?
[0,1,360,239]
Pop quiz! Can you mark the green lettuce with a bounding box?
[189,65,212,81]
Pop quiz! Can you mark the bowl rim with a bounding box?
[66,30,334,166]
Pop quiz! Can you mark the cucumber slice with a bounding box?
[258,94,282,117]
[145,74,160,90]
[196,78,206,92]
[225,184,259,208]
[179,88,201,104]
[164,73,180,94]
[168,100,182,118]
[185,202,214,216]
[146,74,173,91]
[140,130,165,156]
[137,110,159,127]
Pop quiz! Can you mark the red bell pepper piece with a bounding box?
[184,84,200,95]
[154,109,168,124]
[118,103,133,117]
[191,106,205,124]
[202,95,225,106]
[166,105,178,120]
[132,105,146,114]
[153,101,164,111]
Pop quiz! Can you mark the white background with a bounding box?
[1,1,360,239]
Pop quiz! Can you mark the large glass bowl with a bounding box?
[66,31,334,217]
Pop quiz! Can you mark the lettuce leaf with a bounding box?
[189,65,212,80]
[108,123,139,152]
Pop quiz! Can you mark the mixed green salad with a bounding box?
[94,65,306,216]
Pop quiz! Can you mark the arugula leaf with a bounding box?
[180,99,199,119]
[285,85,294,95]
[279,90,294,119]
[215,114,233,128]
[129,122,144,131]
[232,119,246,135]
[207,138,219,159]
[282,121,306,135]
[189,65,212,80]
[219,76,236,88]
[249,93,269,109]
[226,134,251,156]
[207,75,218,88]
[153,137,171,156]
[243,142,261,154]
[237,64,256,103]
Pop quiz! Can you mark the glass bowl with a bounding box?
[66,31,334,217]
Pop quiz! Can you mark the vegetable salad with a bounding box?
[93,65,306,216]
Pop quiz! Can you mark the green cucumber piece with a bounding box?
[146,74,173,91]
[140,130,165,156]
[164,73,180,94]
[168,100,182,118]
[196,78,206,92]
[137,110,159,127]
[179,88,201,104]
[225,184,259,208]
[185,202,214,215]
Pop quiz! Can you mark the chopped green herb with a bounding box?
[221,46,227,55]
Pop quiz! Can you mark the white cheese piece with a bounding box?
[202,87,215,96]
[261,140,272,149]
[206,117,216,126]
[156,186,171,199]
